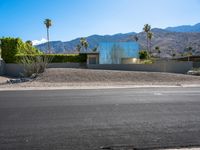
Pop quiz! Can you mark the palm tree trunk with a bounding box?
[146,33,148,52]
[149,40,151,53]
[47,28,50,53]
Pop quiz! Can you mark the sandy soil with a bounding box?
[1,68,200,89]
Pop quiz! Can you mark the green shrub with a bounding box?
[0,37,41,63]
[15,54,87,64]
[139,50,149,60]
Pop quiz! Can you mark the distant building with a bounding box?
[98,42,139,64]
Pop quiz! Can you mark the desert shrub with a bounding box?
[18,54,52,77]
[16,54,87,77]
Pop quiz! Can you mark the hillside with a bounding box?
[127,29,200,57]
[165,23,200,32]
[36,23,200,57]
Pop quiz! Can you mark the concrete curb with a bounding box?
[0,84,200,91]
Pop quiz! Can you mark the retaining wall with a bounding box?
[4,63,85,77]
[87,61,193,74]
[2,61,194,77]
[0,59,5,75]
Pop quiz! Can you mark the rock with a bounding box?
[9,79,22,84]
[187,70,200,76]
[30,73,37,79]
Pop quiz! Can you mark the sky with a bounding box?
[0,0,200,44]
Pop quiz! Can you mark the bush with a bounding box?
[0,37,41,63]
[15,54,87,64]
[19,55,52,77]
[139,50,149,60]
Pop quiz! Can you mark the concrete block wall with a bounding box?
[4,63,85,77]
[0,59,5,75]
[87,61,193,74]
[2,61,193,77]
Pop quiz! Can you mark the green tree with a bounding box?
[76,44,81,53]
[92,47,98,52]
[147,32,153,53]
[155,46,161,57]
[44,19,52,53]
[25,40,33,46]
[134,35,139,42]
[80,38,89,52]
[143,24,151,51]
[185,47,193,61]
[139,50,149,59]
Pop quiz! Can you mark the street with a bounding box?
[0,87,200,150]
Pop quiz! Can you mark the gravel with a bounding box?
[1,68,200,88]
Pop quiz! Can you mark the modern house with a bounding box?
[87,42,139,65]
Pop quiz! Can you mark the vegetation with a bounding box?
[80,38,89,52]
[147,32,153,53]
[0,37,41,63]
[16,54,87,63]
[139,50,149,59]
[44,18,52,53]
[76,44,81,52]
[134,35,139,42]
[185,46,193,61]
[143,24,151,52]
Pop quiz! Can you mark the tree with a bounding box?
[44,19,52,53]
[134,35,139,42]
[185,47,193,61]
[80,38,89,52]
[25,40,33,46]
[139,50,149,59]
[147,32,153,53]
[155,46,161,57]
[76,44,81,53]
[92,47,98,52]
[143,24,151,51]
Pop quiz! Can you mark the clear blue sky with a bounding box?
[0,0,200,42]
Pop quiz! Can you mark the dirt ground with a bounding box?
[1,68,200,88]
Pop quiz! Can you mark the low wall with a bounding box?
[5,64,24,77]
[0,59,5,75]
[87,61,193,74]
[4,63,85,77]
[47,63,86,68]
[193,62,200,68]
[3,61,193,77]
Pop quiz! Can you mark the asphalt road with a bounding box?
[0,87,200,150]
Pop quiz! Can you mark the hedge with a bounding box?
[15,54,87,63]
[0,37,41,63]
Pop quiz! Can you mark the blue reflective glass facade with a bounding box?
[99,42,139,64]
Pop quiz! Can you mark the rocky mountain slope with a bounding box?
[165,23,200,32]
[36,23,200,57]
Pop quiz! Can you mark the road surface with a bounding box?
[0,87,200,150]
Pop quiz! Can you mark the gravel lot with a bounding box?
[1,68,200,88]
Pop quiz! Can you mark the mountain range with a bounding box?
[36,23,200,57]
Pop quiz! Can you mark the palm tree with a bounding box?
[76,44,81,53]
[143,24,151,51]
[44,19,52,53]
[187,47,193,61]
[80,38,89,52]
[147,32,153,53]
